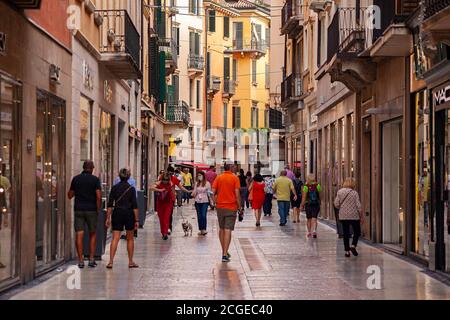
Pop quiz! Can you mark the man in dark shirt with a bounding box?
[68,160,102,268]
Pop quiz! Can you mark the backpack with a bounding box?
[306,183,320,205]
[292,179,303,200]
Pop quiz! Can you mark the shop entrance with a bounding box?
[433,108,448,272]
[35,90,66,270]
[382,119,404,248]
[0,74,20,285]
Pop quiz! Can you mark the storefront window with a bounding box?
[80,96,92,168]
[416,90,430,257]
[339,118,345,185]
[0,75,20,283]
[99,110,113,210]
[35,90,66,269]
[382,119,404,246]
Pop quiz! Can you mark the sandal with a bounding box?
[128,262,139,268]
[106,262,113,269]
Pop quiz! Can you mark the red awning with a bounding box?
[178,162,211,170]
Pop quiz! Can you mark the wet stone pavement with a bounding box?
[5,204,450,300]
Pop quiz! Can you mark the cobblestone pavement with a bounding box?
[5,204,450,300]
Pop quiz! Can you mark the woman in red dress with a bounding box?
[248,174,265,227]
[150,173,175,240]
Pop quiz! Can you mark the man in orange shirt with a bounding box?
[212,163,241,262]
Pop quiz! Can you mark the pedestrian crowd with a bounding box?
[68,161,364,268]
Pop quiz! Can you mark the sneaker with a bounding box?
[222,256,230,262]
[162,235,169,240]
[279,223,286,226]
[350,247,358,256]
[312,232,317,239]
[227,252,231,258]
[88,260,97,268]
[168,229,171,235]
[345,252,351,258]
[307,233,312,238]
[77,261,84,269]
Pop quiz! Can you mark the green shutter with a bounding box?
[159,51,166,102]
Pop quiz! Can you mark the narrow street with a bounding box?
[6,205,450,300]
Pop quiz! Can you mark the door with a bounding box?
[35,90,66,269]
[382,119,404,247]
[0,74,20,284]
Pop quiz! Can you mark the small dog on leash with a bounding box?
[182,220,193,236]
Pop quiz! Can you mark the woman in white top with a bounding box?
[192,171,211,236]
[334,178,363,258]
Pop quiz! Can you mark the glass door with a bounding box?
[382,119,404,247]
[99,110,113,211]
[0,74,20,284]
[35,90,66,270]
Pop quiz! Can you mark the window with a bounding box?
[265,64,269,89]
[317,18,322,67]
[233,22,243,49]
[174,26,180,56]
[265,109,269,128]
[206,100,212,129]
[251,103,259,128]
[232,105,241,128]
[189,127,193,142]
[223,103,228,128]
[224,16,230,38]
[196,127,201,143]
[208,10,216,32]
[233,59,238,81]
[265,27,270,47]
[224,57,230,92]
[190,31,200,55]
[252,60,257,85]
[189,79,193,107]
[80,96,92,165]
[196,80,201,109]
[189,0,198,14]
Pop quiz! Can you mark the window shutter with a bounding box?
[224,17,230,38]
[195,33,200,55]
[189,31,195,55]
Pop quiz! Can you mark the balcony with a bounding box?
[97,10,141,79]
[326,7,376,91]
[159,38,178,75]
[206,76,221,96]
[7,0,41,8]
[222,79,236,99]
[281,73,304,108]
[224,39,267,59]
[363,0,417,57]
[280,0,304,39]
[187,54,204,78]
[166,101,190,128]
[310,0,332,13]
[422,0,450,45]
[269,108,284,130]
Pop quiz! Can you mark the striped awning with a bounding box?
[7,0,42,9]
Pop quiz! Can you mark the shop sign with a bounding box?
[0,32,6,56]
[83,60,93,91]
[433,81,450,111]
[104,80,112,103]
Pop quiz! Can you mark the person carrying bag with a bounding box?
[334,178,363,258]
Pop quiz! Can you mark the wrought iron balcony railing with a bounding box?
[188,54,205,70]
[281,73,303,105]
[207,76,221,93]
[281,0,304,34]
[226,39,267,54]
[97,10,141,78]
[166,101,190,127]
[159,38,178,73]
[424,0,450,20]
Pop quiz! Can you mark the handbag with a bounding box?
[334,190,353,216]
[113,185,132,209]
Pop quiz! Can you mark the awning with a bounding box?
[177,162,211,170]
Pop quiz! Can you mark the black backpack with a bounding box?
[292,178,303,200]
